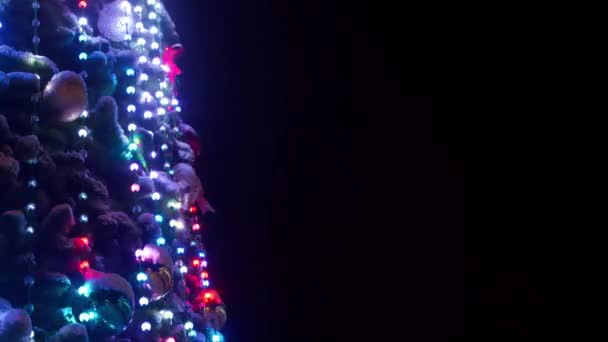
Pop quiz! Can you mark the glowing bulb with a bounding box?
[176,106,182,112]
[162,311,173,319]
[26,226,34,234]
[150,151,157,159]
[140,73,149,81]
[137,37,146,46]
[150,42,160,50]
[161,144,168,151]
[184,321,194,330]
[144,110,153,119]
[202,260,208,267]
[26,203,36,211]
[160,97,169,105]
[128,143,137,151]
[134,5,142,13]
[79,192,88,200]
[78,1,87,9]
[148,12,157,20]
[137,272,148,282]
[135,22,144,30]
[177,247,185,254]
[179,265,187,273]
[78,128,88,138]
[88,312,96,320]
[203,280,210,287]
[192,223,201,231]
[151,192,161,200]
[120,1,131,12]
[199,252,206,258]
[150,26,159,34]
[131,183,140,192]
[174,220,185,230]
[79,52,88,60]
[79,312,89,322]
[139,297,149,306]
[155,90,163,98]
[157,108,166,116]
[127,123,137,131]
[160,82,168,89]
[127,104,136,112]
[78,34,87,42]
[81,110,88,118]
[126,68,135,76]
[80,214,88,223]
[147,0,156,5]
[138,56,147,64]
[152,57,161,65]
[166,338,176,342]
[28,179,37,188]
[169,219,177,227]
[78,17,88,26]
[141,321,151,331]
[126,86,136,94]
[78,285,90,296]
[155,214,163,222]
[156,237,166,245]
[150,171,159,179]
[212,335,221,342]
[164,162,171,170]
[171,99,179,106]
[130,163,139,171]
[124,33,132,40]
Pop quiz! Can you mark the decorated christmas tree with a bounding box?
[0,1,226,341]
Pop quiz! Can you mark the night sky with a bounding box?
[164,1,578,340]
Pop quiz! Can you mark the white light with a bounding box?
[203,280,210,287]
[156,237,166,245]
[177,247,185,254]
[81,110,89,118]
[155,3,162,10]
[162,311,173,319]
[184,321,194,330]
[138,56,147,64]
[140,73,149,81]
[127,104,136,112]
[169,219,177,227]
[176,106,182,112]
[152,57,161,65]
[157,108,166,116]
[26,226,34,234]
[139,297,149,306]
[124,33,132,41]
[128,143,138,151]
[148,12,157,20]
[202,260,208,267]
[137,272,148,281]
[134,5,143,13]
[150,151,158,159]
[79,192,88,200]
[26,203,36,211]
[78,128,88,138]
[147,0,156,5]
[150,170,159,179]
[212,335,221,342]
[171,99,179,106]
[161,144,168,151]
[137,37,146,45]
[120,1,131,12]
[179,265,187,273]
[160,82,168,89]
[160,97,169,105]
[127,123,137,132]
[126,86,136,94]
[80,214,88,223]
[141,92,153,103]
[79,313,89,322]
[141,321,151,331]
[161,64,170,72]
[126,68,135,76]
[151,41,159,49]
[28,179,37,188]
[155,91,164,98]
[163,162,171,169]
[135,22,144,30]
[130,163,139,171]
[78,17,88,26]
[151,192,161,200]
[78,34,87,42]
[174,220,185,230]
[79,52,88,60]
[150,26,159,34]
[155,214,163,222]
[144,110,153,119]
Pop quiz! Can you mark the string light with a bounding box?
[78,128,88,138]
[26,226,34,234]
[179,266,187,273]
[150,170,159,179]
[81,110,89,118]
[126,68,135,76]
[150,151,158,159]
[28,179,37,188]
[144,110,153,119]
[155,214,163,222]
[126,86,136,94]
[139,297,149,306]
[127,104,136,112]
[184,321,194,330]
[78,1,87,9]
[128,123,137,131]
[130,163,139,171]
[134,5,143,13]
[141,321,151,331]
[138,56,148,64]
[78,17,88,26]
[156,237,166,245]
[150,26,159,34]
[79,214,88,223]
[148,12,157,20]
[131,183,141,192]
[151,192,161,200]
[79,52,88,60]
[136,272,148,282]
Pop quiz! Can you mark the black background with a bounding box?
[164,1,582,340]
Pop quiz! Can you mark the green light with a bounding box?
[128,143,138,151]
[79,312,89,322]
[78,285,91,297]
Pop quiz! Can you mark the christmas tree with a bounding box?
[0,1,226,341]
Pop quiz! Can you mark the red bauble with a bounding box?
[162,44,184,85]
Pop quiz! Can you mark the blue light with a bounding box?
[212,334,221,342]
[177,247,185,254]
[157,237,166,245]
[155,214,163,222]
[136,272,148,282]
[126,68,135,76]
[79,52,88,60]
[203,280,210,287]
[126,86,136,94]
[199,252,206,258]
[78,34,87,42]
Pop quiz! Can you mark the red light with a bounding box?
[81,237,89,245]
[188,205,198,213]
[80,260,90,269]
[192,223,201,231]
[78,1,87,9]
[192,259,200,267]
[204,292,213,300]
[201,271,209,279]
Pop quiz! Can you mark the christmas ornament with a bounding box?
[42,71,88,123]
[135,244,173,301]
[97,0,135,42]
